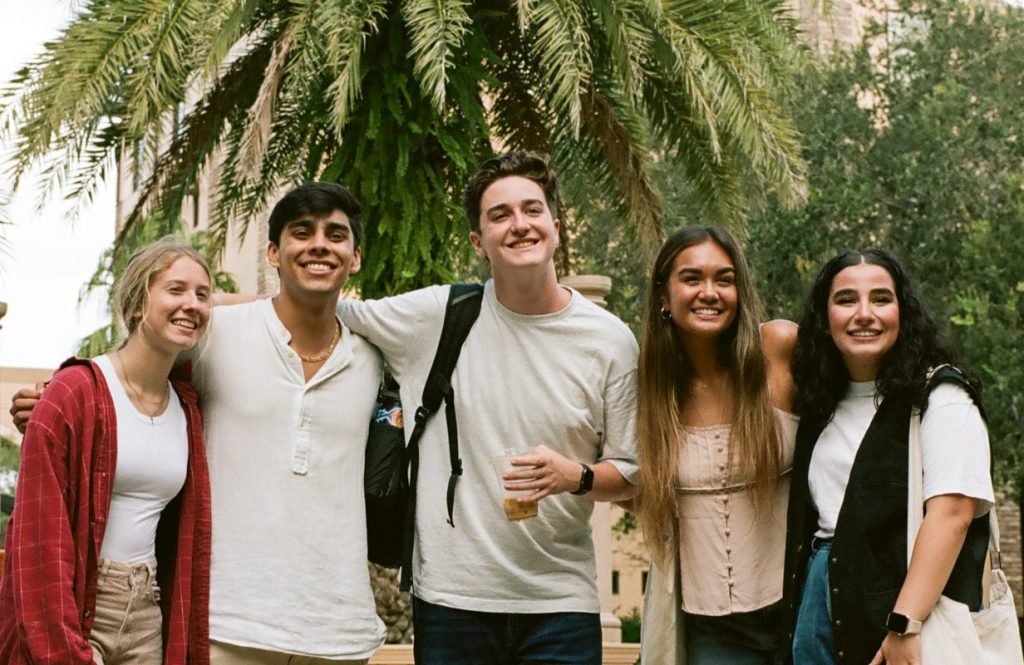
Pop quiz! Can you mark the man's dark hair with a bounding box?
[461,151,560,233]
[268,182,364,249]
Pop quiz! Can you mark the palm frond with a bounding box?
[403,0,472,111]
[239,26,296,180]
[320,0,390,136]
[527,0,591,134]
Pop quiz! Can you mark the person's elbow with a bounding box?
[925,493,978,535]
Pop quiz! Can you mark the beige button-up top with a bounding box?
[675,409,799,615]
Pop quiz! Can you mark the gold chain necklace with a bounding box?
[115,351,168,425]
[294,319,341,363]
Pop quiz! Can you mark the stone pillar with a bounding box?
[560,274,622,643]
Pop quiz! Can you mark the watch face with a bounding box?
[581,464,594,490]
[886,612,909,634]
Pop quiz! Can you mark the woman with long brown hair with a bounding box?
[636,226,797,664]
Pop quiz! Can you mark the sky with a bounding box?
[0,1,115,370]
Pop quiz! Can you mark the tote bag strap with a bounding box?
[907,407,1002,569]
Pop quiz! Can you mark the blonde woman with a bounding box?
[636,227,797,664]
[0,239,213,665]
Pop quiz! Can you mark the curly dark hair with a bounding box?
[792,249,970,425]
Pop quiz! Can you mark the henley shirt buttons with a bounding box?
[831,556,838,564]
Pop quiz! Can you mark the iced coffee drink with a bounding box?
[493,451,539,521]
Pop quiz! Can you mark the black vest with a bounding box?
[782,367,990,665]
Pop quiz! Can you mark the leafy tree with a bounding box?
[3,0,806,298]
[745,0,1024,491]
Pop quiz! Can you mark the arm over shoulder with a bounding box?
[760,319,798,412]
[336,285,450,370]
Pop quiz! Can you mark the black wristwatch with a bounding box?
[571,463,594,496]
[885,611,923,635]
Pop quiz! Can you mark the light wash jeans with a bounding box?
[792,541,840,665]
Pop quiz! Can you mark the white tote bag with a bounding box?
[908,408,1024,664]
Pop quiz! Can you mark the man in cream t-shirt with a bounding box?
[338,151,639,665]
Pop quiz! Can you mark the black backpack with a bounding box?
[363,284,484,591]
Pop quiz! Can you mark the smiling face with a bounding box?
[469,175,559,279]
[827,261,901,381]
[268,209,361,302]
[137,256,211,353]
[661,240,738,340]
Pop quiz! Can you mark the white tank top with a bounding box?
[95,355,189,563]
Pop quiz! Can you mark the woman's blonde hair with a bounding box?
[635,226,782,566]
[112,237,211,344]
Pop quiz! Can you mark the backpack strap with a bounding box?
[924,364,985,422]
[400,283,484,591]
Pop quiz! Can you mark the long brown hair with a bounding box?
[635,226,782,566]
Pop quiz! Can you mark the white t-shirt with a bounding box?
[94,354,188,564]
[192,300,385,658]
[338,281,640,614]
[810,381,994,539]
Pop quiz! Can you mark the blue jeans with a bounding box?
[412,596,601,665]
[685,602,788,665]
[792,541,839,665]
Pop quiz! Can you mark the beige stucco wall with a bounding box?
[0,366,54,443]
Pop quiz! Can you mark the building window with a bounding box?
[612,570,620,595]
[641,570,649,593]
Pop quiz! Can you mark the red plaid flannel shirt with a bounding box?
[0,358,211,664]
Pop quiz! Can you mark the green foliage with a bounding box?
[612,509,640,535]
[1,434,19,541]
[619,606,642,644]
[3,0,809,298]
[745,0,1024,492]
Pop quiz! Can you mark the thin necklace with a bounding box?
[294,319,341,363]
[115,351,168,425]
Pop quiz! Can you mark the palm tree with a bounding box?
[4,0,805,298]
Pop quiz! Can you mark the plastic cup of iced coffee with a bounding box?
[492,450,539,521]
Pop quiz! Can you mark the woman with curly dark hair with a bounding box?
[783,249,994,665]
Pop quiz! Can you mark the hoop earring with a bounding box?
[660,308,673,321]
